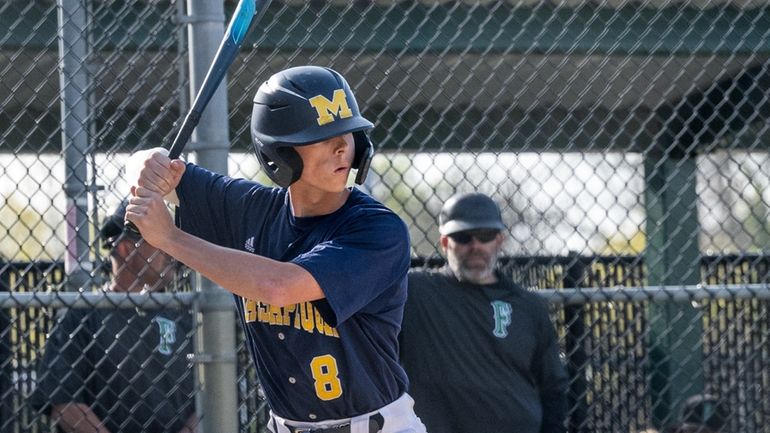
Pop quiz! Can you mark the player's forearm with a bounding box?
[157,227,324,305]
[51,403,112,433]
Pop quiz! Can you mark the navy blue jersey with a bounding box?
[176,163,411,421]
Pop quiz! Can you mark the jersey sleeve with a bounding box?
[292,211,411,327]
[400,270,432,335]
[175,163,268,246]
[30,309,94,412]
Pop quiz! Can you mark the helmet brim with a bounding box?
[261,116,374,148]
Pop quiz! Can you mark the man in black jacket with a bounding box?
[400,192,568,433]
[31,201,197,433]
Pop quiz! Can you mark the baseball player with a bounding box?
[125,66,426,433]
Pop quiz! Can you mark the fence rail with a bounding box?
[3,255,770,432]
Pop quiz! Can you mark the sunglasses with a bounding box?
[448,230,500,245]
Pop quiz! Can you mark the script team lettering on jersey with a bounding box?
[242,298,340,338]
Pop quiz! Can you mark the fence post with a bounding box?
[0,262,9,433]
[563,253,589,433]
[58,0,93,291]
[644,139,704,427]
[184,1,238,432]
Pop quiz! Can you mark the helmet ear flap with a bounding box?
[278,147,304,185]
[353,131,373,185]
[255,145,304,187]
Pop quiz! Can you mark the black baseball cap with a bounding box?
[100,199,136,249]
[439,192,506,236]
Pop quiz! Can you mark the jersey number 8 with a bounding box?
[310,354,342,401]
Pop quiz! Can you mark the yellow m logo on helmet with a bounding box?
[308,89,353,126]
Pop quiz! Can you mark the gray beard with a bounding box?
[448,255,496,285]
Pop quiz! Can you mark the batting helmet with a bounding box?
[250,66,374,187]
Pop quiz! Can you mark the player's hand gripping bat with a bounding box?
[126,0,271,233]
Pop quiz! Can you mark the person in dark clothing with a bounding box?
[31,201,197,433]
[400,192,569,433]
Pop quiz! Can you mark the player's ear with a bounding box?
[495,232,505,248]
[439,234,449,253]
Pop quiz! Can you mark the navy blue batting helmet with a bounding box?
[250,66,374,187]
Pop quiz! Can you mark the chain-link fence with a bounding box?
[3,0,770,432]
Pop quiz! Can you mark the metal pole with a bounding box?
[0,262,10,433]
[563,253,588,433]
[57,0,92,291]
[645,139,704,427]
[184,1,238,432]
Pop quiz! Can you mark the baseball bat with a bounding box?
[126,0,271,233]
[169,0,271,159]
